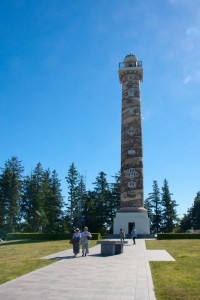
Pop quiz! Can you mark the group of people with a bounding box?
[119,227,137,244]
[71,226,92,257]
[71,226,137,257]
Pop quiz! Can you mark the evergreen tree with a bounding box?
[0,167,5,227]
[76,175,87,230]
[21,165,65,233]
[82,190,96,232]
[20,175,35,232]
[65,162,79,229]
[109,172,121,232]
[43,170,64,233]
[161,179,178,232]
[191,192,200,230]
[50,170,65,232]
[144,198,153,220]
[40,169,52,232]
[171,192,200,233]
[21,163,44,232]
[92,171,111,233]
[145,180,162,233]
[0,157,24,232]
[179,208,193,232]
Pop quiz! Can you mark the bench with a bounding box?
[97,240,128,256]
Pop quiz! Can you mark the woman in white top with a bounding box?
[80,226,92,256]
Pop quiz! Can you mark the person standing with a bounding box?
[119,228,126,241]
[131,227,137,245]
[80,226,92,257]
[72,228,81,257]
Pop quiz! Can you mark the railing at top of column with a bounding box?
[119,61,142,69]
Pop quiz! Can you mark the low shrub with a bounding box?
[157,233,200,240]
[7,232,101,241]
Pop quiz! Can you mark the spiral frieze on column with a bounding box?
[119,54,144,209]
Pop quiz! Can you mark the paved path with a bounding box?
[0,239,175,300]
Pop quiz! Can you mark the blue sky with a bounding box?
[0,0,200,218]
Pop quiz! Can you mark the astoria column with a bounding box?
[114,54,150,235]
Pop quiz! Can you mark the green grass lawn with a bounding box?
[0,239,97,285]
[146,239,200,300]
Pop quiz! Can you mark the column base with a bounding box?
[113,210,150,235]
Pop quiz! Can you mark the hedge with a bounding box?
[7,232,101,241]
[157,233,200,240]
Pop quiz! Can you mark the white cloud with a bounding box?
[186,27,199,37]
[183,70,200,84]
[183,76,192,84]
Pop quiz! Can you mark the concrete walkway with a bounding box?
[0,239,175,300]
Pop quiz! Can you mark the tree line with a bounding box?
[144,180,200,233]
[0,157,120,236]
[144,180,179,233]
[0,156,199,237]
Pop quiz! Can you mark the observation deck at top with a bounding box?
[118,54,143,83]
[118,60,142,69]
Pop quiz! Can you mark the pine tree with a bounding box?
[21,165,65,233]
[40,169,52,232]
[109,172,121,232]
[145,180,162,233]
[179,208,193,232]
[180,192,200,232]
[144,198,153,221]
[76,175,87,230]
[51,170,64,232]
[92,171,110,234]
[161,179,178,232]
[21,163,45,232]
[42,170,63,233]
[191,193,200,230]
[65,162,79,230]
[20,175,35,232]
[83,190,96,232]
[0,157,24,232]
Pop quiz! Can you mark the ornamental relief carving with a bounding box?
[127,149,136,155]
[120,71,142,84]
[122,128,141,138]
[122,139,142,148]
[122,166,141,175]
[124,148,143,157]
[120,64,143,207]
[122,121,128,128]
[127,181,137,189]
[122,99,140,109]
[122,168,142,179]
[123,89,140,99]
[122,157,143,166]
[122,167,142,174]
[127,127,135,136]
[124,168,139,179]
[121,182,143,194]
[123,148,143,155]
[122,115,141,125]
[121,159,143,169]
[126,179,143,190]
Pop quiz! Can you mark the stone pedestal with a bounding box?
[97,240,128,255]
[113,211,150,235]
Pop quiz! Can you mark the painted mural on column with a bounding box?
[119,54,144,209]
